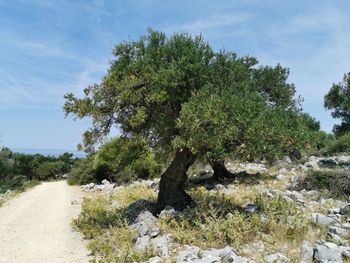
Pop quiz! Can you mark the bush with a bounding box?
[35,161,66,180]
[67,157,96,185]
[325,132,350,155]
[68,137,161,185]
[331,170,350,196]
[94,137,161,184]
[295,169,350,197]
[72,184,157,262]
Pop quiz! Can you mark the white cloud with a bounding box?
[172,13,252,33]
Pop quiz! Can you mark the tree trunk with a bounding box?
[210,160,235,180]
[157,148,196,211]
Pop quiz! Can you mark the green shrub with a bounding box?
[72,184,158,262]
[325,132,350,155]
[331,170,350,196]
[296,169,350,197]
[35,161,66,180]
[67,157,96,185]
[94,137,161,184]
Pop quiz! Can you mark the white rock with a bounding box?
[300,241,313,262]
[263,252,288,263]
[276,174,285,181]
[314,241,343,263]
[311,213,337,225]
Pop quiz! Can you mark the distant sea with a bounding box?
[10,148,86,158]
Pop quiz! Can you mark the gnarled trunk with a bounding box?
[157,148,196,211]
[210,160,235,180]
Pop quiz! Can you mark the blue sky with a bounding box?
[0,0,349,150]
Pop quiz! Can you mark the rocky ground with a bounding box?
[80,155,350,263]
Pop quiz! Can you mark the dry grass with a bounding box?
[74,164,349,262]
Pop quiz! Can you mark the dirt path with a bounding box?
[0,181,90,263]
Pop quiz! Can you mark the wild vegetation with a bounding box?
[64,29,319,211]
[62,29,350,262]
[0,147,77,196]
[67,137,160,185]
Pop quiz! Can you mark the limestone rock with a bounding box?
[311,213,337,225]
[300,241,314,262]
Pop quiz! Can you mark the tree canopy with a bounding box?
[64,29,310,209]
[325,72,350,136]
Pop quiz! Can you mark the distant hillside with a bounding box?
[11,148,86,158]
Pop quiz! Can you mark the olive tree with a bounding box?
[64,29,308,210]
[325,72,350,136]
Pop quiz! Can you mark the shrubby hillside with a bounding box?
[0,147,77,196]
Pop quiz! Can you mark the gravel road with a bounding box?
[0,181,90,263]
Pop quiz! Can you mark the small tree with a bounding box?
[325,72,350,136]
[64,29,308,210]
[94,136,160,184]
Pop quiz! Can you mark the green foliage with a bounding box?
[176,85,309,162]
[67,137,161,185]
[325,72,350,136]
[72,184,157,262]
[64,29,310,166]
[325,132,350,155]
[330,170,350,196]
[95,137,161,184]
[67,157,96,185]
[35,161,66,180]
[159,189,308,250]
[295,169,350,196]
[0,147,77,192]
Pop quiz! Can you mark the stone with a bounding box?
[311,213,337,225]
[135,235,170,257]
[101,179,110,185]
[176,246,201,262]
[305,156,319,168]
[341,246,350,258]
[175,245,255,263]
[159,206,178,220]
[263,252,288,263]
[124,199,157,222]
[340,204,350,215]
[326,232,347,246]
[341,222,350,229]
[134,235,150,252]
[329,226,348,237]
[148,256,162,263]
[131,211,159,237]
[300,241,314,262]
[314,241,343,263]
[276,174,285,181]
[149,228,160,238]
[290,176,302,189]
[214,184,225,190]
[243,203,258,213]
[328,208,341,215]
[81,183,95,190]
[151,235,170,257]
[283,156,292,164]
[94,183,115,191]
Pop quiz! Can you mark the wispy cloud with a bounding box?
[177,13,252,33]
